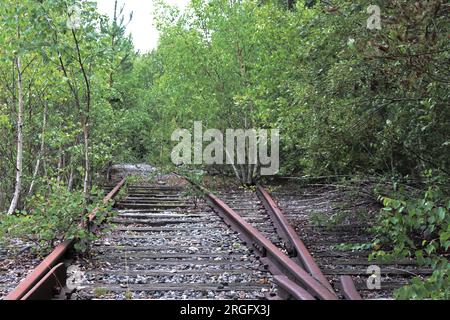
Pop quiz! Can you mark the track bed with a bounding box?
[71,185,277,300]
[268,182,431,299]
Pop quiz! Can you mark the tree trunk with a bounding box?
[68,166,74,192]
[8,56,24,215]
[28,103,47,196]
[70,28,91,201]
[83,118,90,197]
[246,164,255,185]
[225,147,241,181]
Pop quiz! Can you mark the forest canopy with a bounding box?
[0,0,449,300]
[0,0,448,209]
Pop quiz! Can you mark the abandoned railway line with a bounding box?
[269,181,435,299]
[0,174,434,300]
[74,182,276,300]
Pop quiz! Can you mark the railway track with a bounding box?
[2,178,126,300]
[71,182,277,300]
[215,186,357,299]
[266,181,433,299]
[0,243,41,298]
[6,173,426,301]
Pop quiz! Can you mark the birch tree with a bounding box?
[0,0,41,214]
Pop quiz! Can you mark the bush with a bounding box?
[371,187,449,261]
[394,261,449,300]
[370,185,450,299]
[0,179,112,254]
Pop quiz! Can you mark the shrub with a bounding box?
[370,186,450,299]
[394,260,449,300]
[0,179,112,254]
[371,187,449,261]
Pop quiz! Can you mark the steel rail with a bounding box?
[256,186,335,293]
[273,275,315,300]
[204,191,337,300]
[339,276,363,300]
[4,177,127,300]
[257,185,363,300]
[88,177,127,222]
[4,240,75,300]
[170,172,339,300]
[21,263,67,300]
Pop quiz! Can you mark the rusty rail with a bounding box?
[4,240,75,300]
[172,173,338,300]
[205,192,337,300]
[256,186,334,293]
[88,177,127,222]
[340,276,363,300]
[21,263,67,300]
[273,275,315,300]
[257,185,363,300]
[4,177,127,300]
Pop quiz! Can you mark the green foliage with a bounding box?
[0,1,446,192]
[179,169,206,200]
[371,187,449,262]
[310,205,373,230]
[125,175,155,186]
[0,179,111,254]
[309,212,329,227]
[0,0,139,211]
[369,185,449,299]
[333,242,373,252]
[182,169,205,186]
[394,261,450,300]
[113,182,129,204]
[0,0,448,298]
[141,0,450,180]
[93,287,109,298]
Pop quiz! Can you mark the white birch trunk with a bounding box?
[8,57,24,215]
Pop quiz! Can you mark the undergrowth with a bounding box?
[0,179,113,255]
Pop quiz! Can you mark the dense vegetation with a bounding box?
[0,0,448,299]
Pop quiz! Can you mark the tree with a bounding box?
[0,0,43,214]
[0,0,136,213]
